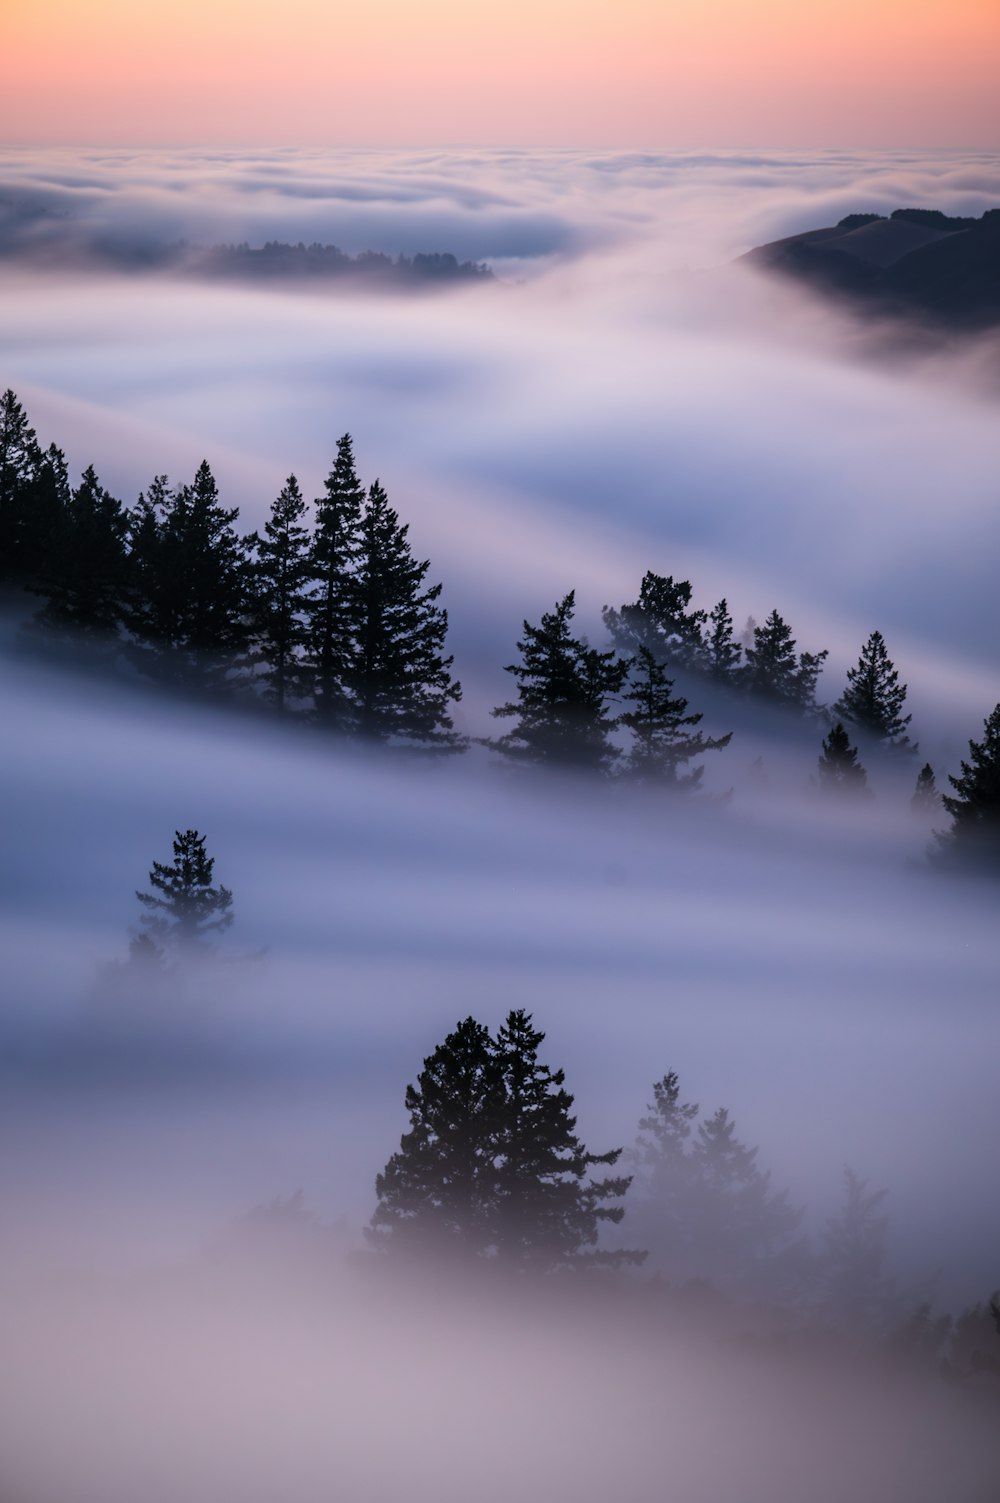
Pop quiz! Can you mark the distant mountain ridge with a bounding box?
[742,208,1000,330]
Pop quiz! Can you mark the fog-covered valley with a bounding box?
[2,144,1000,1502]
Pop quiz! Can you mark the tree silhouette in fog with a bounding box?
[704,598,743,682]
[490,591,629,772]
[135,830,233,956]
[369,1010,641,1271]
[834,630,914,753]
[603,571,707,672]
[817,722,869,794]
[911,762,941,814]
[124,463,252,690]
[308,434,365,731]
[630,1073,808,1300]
[742,609,828,713]
[346,478,463,747]
[619,645,731,788]
[251,475,313,713]
[934,703,1000,871]
[35,464,129,637]
[819,1167,898,1328]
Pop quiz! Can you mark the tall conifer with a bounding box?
[251,475,312,713]
[491,592,629,772]
[308,434,364,730]
[348,479,462,747]
[834,630,914,752]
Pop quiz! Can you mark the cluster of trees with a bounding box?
[105,832,1000,1371]
[1,391,463,746]
[4,389,1000,865]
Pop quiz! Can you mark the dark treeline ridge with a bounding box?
[120,831,1000,1386]
[3,388,999,866]
[0,203,495,285]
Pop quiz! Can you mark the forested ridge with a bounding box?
[3,387,999,867]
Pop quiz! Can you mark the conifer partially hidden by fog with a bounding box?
[835,630,914,753]
[368,1010,641,1272]
[819,1167,898,1329]
[934,703,1000,871]
[619,645,731,788]
[603,571,708,672]
[347,479,463,747]
[134,829,234,958]
[34,464,129,638]
[251,475,313,713]
[630,1073,808,1300]
[490,591,630,772]
[308,434,365,731]
[124,463,251,690]
[817,722,869,795]
[742,609,828,713]
[911,763,941,814]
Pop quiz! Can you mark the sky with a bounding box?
[3,0,999,147]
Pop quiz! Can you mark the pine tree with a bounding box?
[489,1010,640,1271]
[35,464,129,636]
[134,829,233,956]
[603,571,706,671]
[491,592,630,772]
[743,609,828,712]
[368,1012,641,1271]
[347,479,463,747]
[0,388,43,583]
[817,722,869,794]
[629,1077,807,1300]
[704,598,742,682]
[367,1016,502,1261]
[251,475,312,713]
[308,434,365,730]
[934,703,1000,870]
[619,645,731,788]
[834,630,914,752]
[911,763,941,814]
[124,464,251,689]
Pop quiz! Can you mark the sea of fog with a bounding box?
[1,146,1000,1502]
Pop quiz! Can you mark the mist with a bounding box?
[3,145,1000,1500]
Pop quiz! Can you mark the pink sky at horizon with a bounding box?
[3,0,999,148]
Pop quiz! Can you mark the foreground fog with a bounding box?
[2,146,1000,1499]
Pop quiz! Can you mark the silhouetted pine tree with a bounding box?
[251,474,312,713]
[934,704,1000,871]
[368,1011,640,1271]
[603,571,707,671]
[308,434,364,730]
[817,722,869,794]
[367,1017,500,1261]
[834,630,914,753]
[0,389,43,583]
[34,464,129,636]
[134,829,233,957]
[742,609,827,712]
[705,598,742,682]
[490,1009,640,1272]
[911,762,941,814]
[491,591,629,772]
[619,645,731,788]
[125,464,251,689]
[347,479,463,747]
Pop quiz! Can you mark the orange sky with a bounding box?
[2,0,998,145]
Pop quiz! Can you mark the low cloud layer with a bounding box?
[2,151,1000,1497]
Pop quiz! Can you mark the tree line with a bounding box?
[3,388,999,866]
